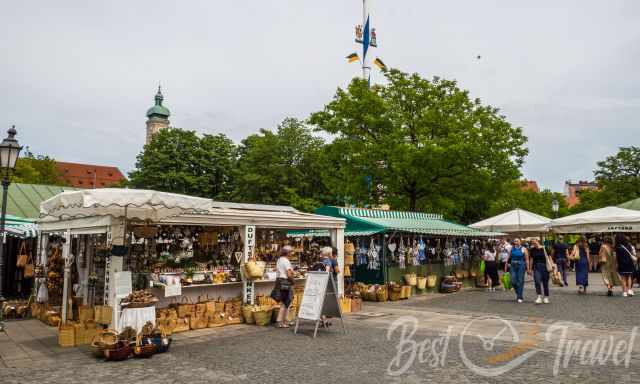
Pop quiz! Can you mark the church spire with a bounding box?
[155,84,164,105]
[146,85,171,145]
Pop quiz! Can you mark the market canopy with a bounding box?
[469,208,551,234]
[549,206,640,233]
[312,206,500,237]
[40,188,213,221]
[2,214,38,238]
[619,197,640,211]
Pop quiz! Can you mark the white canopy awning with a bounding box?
[469,208,551,234]
[161,210,345,229]
[549,206,640,233]
[40,188,212,221]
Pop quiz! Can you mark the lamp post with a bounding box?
[552,198,559,219]
[0,126,22,302]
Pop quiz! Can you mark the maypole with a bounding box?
[351,0,379,86]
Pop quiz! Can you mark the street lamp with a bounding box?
[551,198,559,218]
[0,126,22,302]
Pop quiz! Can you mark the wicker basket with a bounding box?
[78,305,94,323]
[58,324,75,347]
[399,286,411,299]
[244,261,265,279]
[133,335,156,359]
[388,286,402,301]
[253,308,272,326]
[242,306,255,324]
[94,305,113,325]
[104,341,131,361]
[404,273,417,286]
[207,311,226,328]
[416,277,427,290]
[427,275,437,288]
[376,287,388,302]
[176,297,195,318]
[340,297,352,313]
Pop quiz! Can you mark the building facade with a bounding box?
[55,162,126,188]
[564,180,599,207]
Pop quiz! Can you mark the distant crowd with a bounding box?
[481,234,638,304]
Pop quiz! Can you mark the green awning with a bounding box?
[287,228,383,238]
[2,214,38,238]
[619,198,640,211]
[313,206,502,237]
[7,182,82,219]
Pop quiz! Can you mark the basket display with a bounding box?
[376,287,388,302]
[440,276,462,293]
[388,285,402,301]
[91,329,118,358]
[176,296,195,318]
[94,305,113,325]
[400,286,412,299]
[416,277,427,290]
[427,275,437,288]
[78,305,94,323]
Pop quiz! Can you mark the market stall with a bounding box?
[549,206,640,234]
[291,206,501,301]
[35,188,345,347]
[469,208,551,235]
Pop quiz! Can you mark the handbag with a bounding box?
[543,247,554,272]
[16,242,28,268]
[621,245,638,263]
[479,260,486,275]
[23,255,35,278]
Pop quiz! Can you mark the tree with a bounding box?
[233,118,330,212]
[129,129,236,199]
[488,181,569,218]
[310,70,528,222]
[571,146,640,212]
[13,148,66,185]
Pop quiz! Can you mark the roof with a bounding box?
[56,161,126,188]
[3,214,37,238]
[7,183,82,219]
[314,206,499,237]
[146,86,170,118]
[470,208,551,234]
[550,206,640,233]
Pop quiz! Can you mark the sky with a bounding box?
[1,1,639,192]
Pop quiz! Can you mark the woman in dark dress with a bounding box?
[615,234,637,297]
[529,239,550,304]
[570,237,589,294]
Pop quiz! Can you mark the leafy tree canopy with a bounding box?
[129,129,236,200]
[233,118,330,212]
[13,148,66,185]
[310,69,528,222]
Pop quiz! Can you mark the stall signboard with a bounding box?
[295,271,345,338]
[243,225,256,305]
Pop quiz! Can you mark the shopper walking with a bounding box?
[505,238,530,303]
[529,239,550,304]
[551,236,569,286]
[570,237,590,294]
[599,237,621,296]
[497,239,512,272]
[483,244,500,291]
[615,234,637,297]
[275,246,295,328]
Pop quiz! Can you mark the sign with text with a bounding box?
[295,272,344,338]
[114,271,133,299]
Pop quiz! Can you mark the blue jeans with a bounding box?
[510,261,525,300]
[556,258,568,285]
[534,263,549,296]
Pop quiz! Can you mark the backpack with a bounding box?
[310,261,328,272]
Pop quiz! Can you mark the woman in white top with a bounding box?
[483,244,500,291]
[274,246,294,328]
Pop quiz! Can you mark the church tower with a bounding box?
[145,86,171,144]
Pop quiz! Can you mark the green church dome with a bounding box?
[146,86,170,118]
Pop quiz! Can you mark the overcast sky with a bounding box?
[1,1,639,192]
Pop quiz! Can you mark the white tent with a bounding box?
[39,188,213,221]
[549,206,640,233]
[469,208,551,234]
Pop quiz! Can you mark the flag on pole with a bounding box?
[346,53,360,63]
[373,57,387,70]
[362,16,371,61]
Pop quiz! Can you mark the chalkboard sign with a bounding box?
[295,271,345,338]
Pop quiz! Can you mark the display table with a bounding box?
[118,306,156,333]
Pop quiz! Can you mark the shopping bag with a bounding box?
[16,242,28,268]
[501,272,512,290]
[479,260,486,275]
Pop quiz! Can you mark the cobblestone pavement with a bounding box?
[0,273,638,384]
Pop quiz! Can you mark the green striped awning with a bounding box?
[2,214,38,238]
[287,228,382,238]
